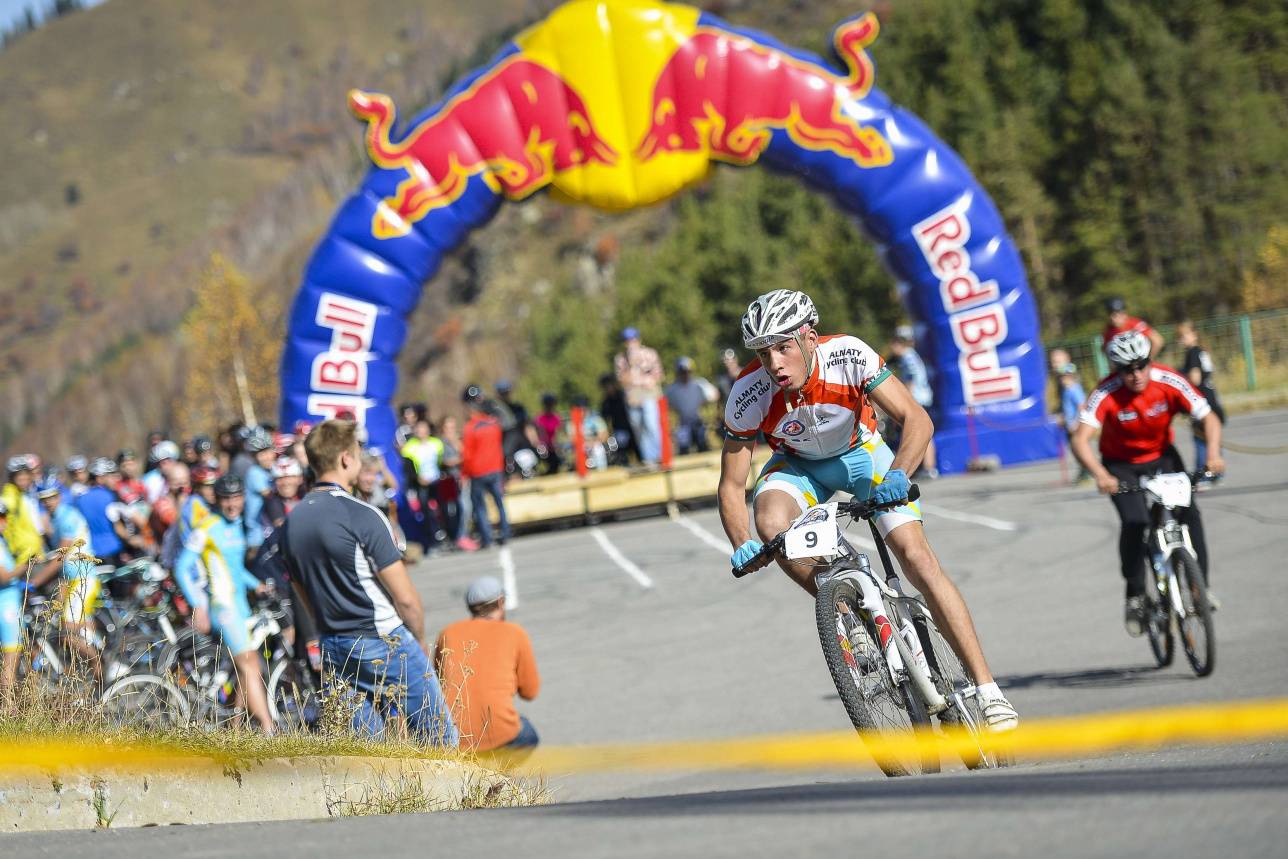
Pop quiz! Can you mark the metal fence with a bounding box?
[1046,307,1288,399]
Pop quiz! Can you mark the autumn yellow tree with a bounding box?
[1242,226,1288,313]
[180,253,282,436]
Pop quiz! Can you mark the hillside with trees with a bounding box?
[1,0,1284,457]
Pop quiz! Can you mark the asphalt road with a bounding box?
[10,409,1288,857]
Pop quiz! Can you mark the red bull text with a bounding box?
[914,199,1021,406]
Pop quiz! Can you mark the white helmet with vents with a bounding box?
[741,289,819,350]
[1105,330,1152,368]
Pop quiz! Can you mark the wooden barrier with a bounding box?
[479,450,772,529]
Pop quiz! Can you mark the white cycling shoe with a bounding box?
[1124,596,1147,637]
[979,692,1019,732]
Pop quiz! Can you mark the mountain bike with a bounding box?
[105,589,319,730]
[18,558,180,692]
[733,487,1007,777]
[1119,471,1215,676]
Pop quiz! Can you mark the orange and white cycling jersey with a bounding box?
[724,334,893,459]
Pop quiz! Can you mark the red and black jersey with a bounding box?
[1079,364,1211,463]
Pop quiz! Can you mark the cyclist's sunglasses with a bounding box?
[1116,360,1150,375]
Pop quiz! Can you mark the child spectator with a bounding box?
[434,576,539,753]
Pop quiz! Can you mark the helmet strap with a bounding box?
[796,328,816,381]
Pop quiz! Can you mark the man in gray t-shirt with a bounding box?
[665,356,717,455]
[282,420,456,745]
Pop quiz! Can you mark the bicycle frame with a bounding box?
[815,517,948,715]
[1142,475,1199,618]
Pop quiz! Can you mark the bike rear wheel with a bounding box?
[815,576,936,777]
[1173,551,1215,676]
[1144,563,1174,668]
[908,602,1001,770]
[161,630,241,726]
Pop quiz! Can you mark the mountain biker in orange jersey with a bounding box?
[717,289,1018,732]
[1070,330,1224,635]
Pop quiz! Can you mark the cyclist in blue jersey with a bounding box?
[0,502,24,707]
[242,428,276,560]
[36,478,102,681]
[175,473,273,732]
[75,458,126,568]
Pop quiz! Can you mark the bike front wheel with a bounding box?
[815,576,937,777]
[1145,567,1175,669]
[101,673,190,728]
[267,657,320,732]
[1173,551,1215,676]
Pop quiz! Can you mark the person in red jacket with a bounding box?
[461,386,511,548]
[1101,296,1164,356]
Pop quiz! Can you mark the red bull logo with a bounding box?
[351,58,617,239]
[636,13,891,169]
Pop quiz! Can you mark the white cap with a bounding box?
[465,576,504,608]
[271,456,303,479]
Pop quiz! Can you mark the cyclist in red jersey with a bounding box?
[1070,330,1224,635]
[1101,296,1164,355]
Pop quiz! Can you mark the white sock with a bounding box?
[977,681,1003,701]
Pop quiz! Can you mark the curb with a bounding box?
[0,755,524,833]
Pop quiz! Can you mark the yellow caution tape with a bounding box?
[494,696,1288,773]
[4,697,1286,776]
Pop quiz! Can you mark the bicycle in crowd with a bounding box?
[16,554,186,699]
[734,487,1009,777]
[102,584,321,731]
[1115,471,1216,677]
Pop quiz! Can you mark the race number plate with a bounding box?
[1141,473,1192,508]
[784,502,840,559]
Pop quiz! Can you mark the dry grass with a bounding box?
[0,544,547,811]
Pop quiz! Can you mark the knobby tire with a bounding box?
[815,576,936,777]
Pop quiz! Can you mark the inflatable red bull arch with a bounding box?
[281,0,1059,475]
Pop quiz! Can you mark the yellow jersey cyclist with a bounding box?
[0,501,24,706]
[717,289,1019,732]
[35,477,104,682]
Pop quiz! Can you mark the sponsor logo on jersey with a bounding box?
[1118,409,1138,422]
[1146,401,1169,417]
[731,376,773,421]
[824,346,866,371]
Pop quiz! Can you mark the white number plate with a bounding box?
[1141,473,1192,508]
[784,502,840,559]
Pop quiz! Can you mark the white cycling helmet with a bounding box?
[1105,330,1151,368]
[741,289,819,350]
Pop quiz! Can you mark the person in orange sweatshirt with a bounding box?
[434,576,540,752]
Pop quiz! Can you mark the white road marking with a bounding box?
[669,510,730,555]
[499,546,518,610]
[920,503,1019,532]
[590,527,655,589]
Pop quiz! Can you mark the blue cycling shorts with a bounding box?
[753,436,922,539]
[0,587,24,652]
[211,603,254,656]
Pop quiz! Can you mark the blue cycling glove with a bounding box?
[873,468,911,506]
[731,539,764,570]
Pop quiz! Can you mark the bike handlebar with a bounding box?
[1112,471,1213,495]
[731,485,920,578]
